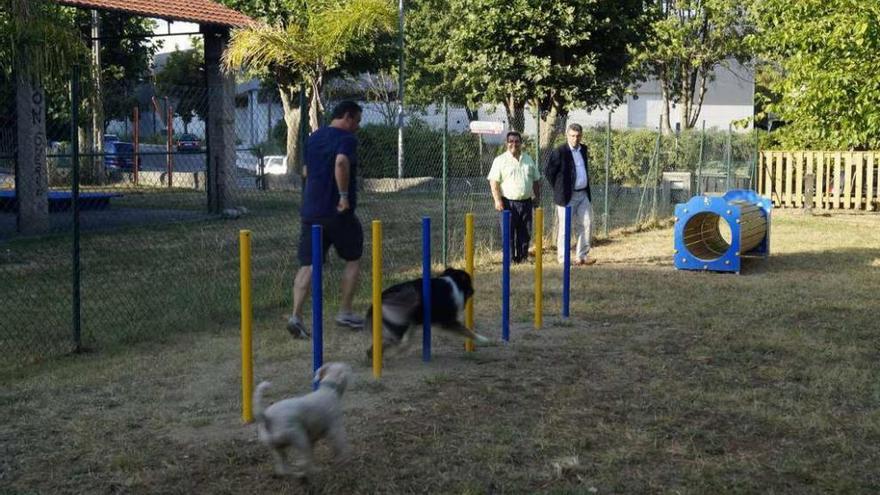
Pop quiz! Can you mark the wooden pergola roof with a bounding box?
[54,0,254,27]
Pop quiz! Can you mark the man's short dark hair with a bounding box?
[506,131,522,142]
[331,100,363,120]
[567,123,583,133]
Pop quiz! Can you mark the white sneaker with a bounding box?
[286,315,310,339]
[335,312,365,329]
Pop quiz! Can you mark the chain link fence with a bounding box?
[1,71,758,370]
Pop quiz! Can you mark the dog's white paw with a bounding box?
[474,334,490,344]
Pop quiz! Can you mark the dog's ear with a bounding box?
[313,364,328,383]
[442,267,455,276]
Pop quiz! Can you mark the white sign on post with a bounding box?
[469,121,505,135]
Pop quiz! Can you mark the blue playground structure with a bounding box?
[673,189,772,274]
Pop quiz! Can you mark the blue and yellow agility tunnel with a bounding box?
[673,189,772,274]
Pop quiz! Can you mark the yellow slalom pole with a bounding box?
[464,213,475,352]
[371,220,383,378]
[534,208,543,329]
[239,230,254,423]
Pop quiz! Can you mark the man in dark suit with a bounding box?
[544,123,596,265]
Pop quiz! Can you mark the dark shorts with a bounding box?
[298,211,364,266]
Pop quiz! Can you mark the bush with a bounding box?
[356,122,758,184]
[359,120,485,178]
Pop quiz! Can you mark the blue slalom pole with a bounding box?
[422,217,432,362]
[502,210,511,342]
[562,205,571,319]
[311,224,323,390]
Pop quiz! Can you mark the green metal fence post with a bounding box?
[478,134,483,176]
[535,105,541,216]
[726,122,733,190]
[751,121,759,190]
[71,64,82,353]
[697,120,705,195]
[604,111,610,238]
[651,118,661,220]
[298,85,308,189]
[535,105,540,170]
[442,96,448,266]
[396,0,405,178]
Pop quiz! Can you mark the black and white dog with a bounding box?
[365,267,489,358]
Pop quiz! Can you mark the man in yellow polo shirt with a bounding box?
[487,131,542,263]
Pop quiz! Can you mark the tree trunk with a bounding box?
[309,74,325,132]
[687,70,709,129]
[278,84,304,181]
[91,10,105,184]
[464,106,479,122]
[660,84,672,134]
[538,97,567,153]
[504,95,525,132]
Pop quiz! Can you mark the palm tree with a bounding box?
[223,0,396,177]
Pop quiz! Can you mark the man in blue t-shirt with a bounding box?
[287,101,365,338]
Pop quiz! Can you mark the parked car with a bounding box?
[103,134,119,144]
[176,133,202,153]
[104,140,134,170]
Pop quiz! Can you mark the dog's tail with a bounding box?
[253,381,271,427]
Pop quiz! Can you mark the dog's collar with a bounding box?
[318,381,343,395]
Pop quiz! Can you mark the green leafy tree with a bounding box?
[83,12,159,128]
[155,38,205,134]
[407,0,651,148]
[634,0,752,134]
[405,0,479,121]
[221,0,396,176]
[750,0,880,150]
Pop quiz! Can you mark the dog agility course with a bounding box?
[240,191,779,424]
[238,206,583,422]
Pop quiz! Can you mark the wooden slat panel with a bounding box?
[804,151,818,208]
[758,152,765,195]
[822,153,834,210]
[774,151,784,207]
[854,152,864,209]
[833,152,842,209]
[816,151,828,209]
[785,152,794,206]
[763,152,773,199]
[810,153,824,208]
[867,153,876,211]
[843,152,853,209]
[794,152,804,207]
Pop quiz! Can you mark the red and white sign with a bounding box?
[469,120,505,135]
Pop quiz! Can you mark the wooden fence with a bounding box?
[758,151,880,210]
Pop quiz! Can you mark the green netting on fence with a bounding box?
[1,80,759,369]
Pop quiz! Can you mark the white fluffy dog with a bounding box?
[253,362,352,478]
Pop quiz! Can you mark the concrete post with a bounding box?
[202,25,235,214]
[15,73,49,234]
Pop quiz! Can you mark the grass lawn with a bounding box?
[1,208,879,493]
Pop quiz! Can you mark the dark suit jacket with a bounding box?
[544,143,592,206]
